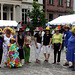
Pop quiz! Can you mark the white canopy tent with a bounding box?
[48,14,75,25]
[0,20,18,27]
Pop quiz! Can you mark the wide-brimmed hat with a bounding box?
[43,27,50,31]
[34,27,40,32]
[63,25,70,29]
[55,26,61,31]
[71,26,75,33]
[24,28,30,32]
[3,27,15,35]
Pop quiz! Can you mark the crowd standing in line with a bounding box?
[0,25,75,71]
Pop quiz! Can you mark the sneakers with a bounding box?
[69,66,74,68]
[63,63,69,66]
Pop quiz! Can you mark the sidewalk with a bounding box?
[0,41,74,75]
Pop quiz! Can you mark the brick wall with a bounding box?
[44,0,73,21]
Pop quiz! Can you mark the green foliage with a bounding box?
[28,1,48,28]
[67,10,75,14]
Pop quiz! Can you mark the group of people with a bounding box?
[34,25,75,71]
[0,27,31,68]
[0,25,75,71]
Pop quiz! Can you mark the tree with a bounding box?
[28,1,48,28]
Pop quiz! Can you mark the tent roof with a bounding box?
[48,14,75,25]
[0,20,18,27]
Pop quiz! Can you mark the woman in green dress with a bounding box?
[23,28,32,64]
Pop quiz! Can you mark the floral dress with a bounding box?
[7,44,22,68]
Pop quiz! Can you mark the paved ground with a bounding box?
[0,41,75,75]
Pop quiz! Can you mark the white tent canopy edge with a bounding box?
[0,20,18,27]
[48,14,75,25]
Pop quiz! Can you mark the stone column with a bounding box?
[1,3,3,20]
[8,7,11,20]
[13,5,16,20]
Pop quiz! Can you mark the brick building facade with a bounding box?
[43,0,73,21]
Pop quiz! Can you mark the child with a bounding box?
[7,38,22,68]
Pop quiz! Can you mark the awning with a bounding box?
[48,14,75,25]
[0,20,18,27]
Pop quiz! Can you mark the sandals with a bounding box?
[44,60,48,62]
[63,63,69,66]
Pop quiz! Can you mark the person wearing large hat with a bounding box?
[43,27,52,62]
[3,27,13,65]
[23,28,32,64]
[63,25,72,66]
[0,28,3,68]
[66,26,75,71]
[16,28,24,65]
[52,26,62,64]
[34,27,42,63]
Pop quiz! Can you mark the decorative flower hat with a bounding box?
[0,28,2,34]
[11,37,16,41]
[71,26,75,33]
[43,27,50,31]
[55,26,61,31]
[24,28,30,32]
[34,27,40,32]
[3,27,15,35]
[63,25,70,29]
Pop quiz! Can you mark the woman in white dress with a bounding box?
[3,28,13,65]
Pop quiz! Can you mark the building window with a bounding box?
[67,0,71,7]
[58,0,63,6]
[49,0,53,5]
[49,14,53,21]
[22,9,27,24]
[33,0,38,1]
